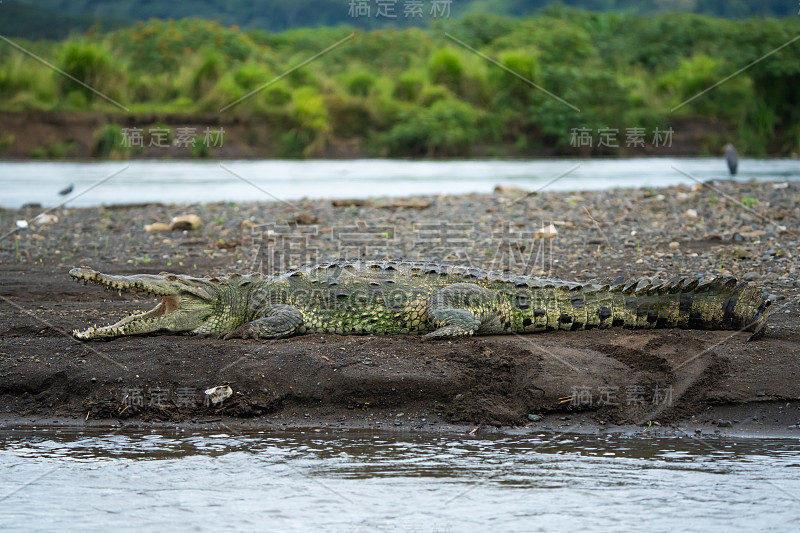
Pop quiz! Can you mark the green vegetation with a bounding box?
[740,196,758,208]
[29,140,77,159]
[93,124,127,158]
[0,134,15,156]
[1,9,799,157]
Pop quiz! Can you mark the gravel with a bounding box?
[2,179,798,302]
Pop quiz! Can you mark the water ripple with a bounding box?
[1,428,798,532]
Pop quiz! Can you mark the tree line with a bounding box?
[1,7,798,157]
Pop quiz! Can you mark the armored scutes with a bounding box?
[70,260,775,341]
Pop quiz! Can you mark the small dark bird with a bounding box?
[724,144,738,175]
[58,183,74,196]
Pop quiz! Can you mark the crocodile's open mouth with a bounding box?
[74,294,184,339]
[70,267,212,340]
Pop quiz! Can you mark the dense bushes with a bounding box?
[381,99,478,156]
[1,10,799,156]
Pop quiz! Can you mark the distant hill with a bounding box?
[0,1,128,40]
[3,0,796,40]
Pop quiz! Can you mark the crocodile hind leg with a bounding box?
[425,308,482,338]
[423,283,502,339]
[223,304,304,340]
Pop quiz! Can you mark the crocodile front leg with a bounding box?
[424,283,501,339]
[223,304,304,340]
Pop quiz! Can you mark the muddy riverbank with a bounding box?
[1,180,799,435]
[0,110,772,159]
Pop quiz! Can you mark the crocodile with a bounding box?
[70,260,775,341]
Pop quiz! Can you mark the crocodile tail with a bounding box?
[513,276,774,339]
[598,276,774,339]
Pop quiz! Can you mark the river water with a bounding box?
[1,157,798,208]
[1,427,799,532]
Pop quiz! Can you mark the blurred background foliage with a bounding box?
[0,5,798,156]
